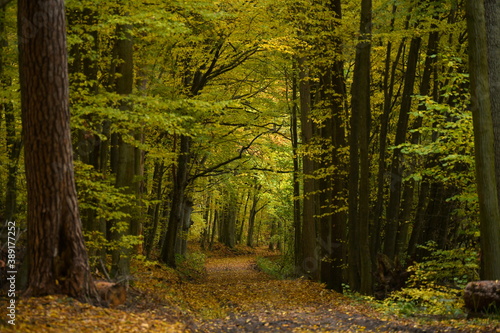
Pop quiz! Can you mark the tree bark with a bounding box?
[110,21,139,280]
[161,135,191,267]
[18,0,96,299]
[465,0,500,279]
[348,0,373,295]
[384,35,422,261]
[298,56,318,279]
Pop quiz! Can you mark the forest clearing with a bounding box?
[1,245,499,332]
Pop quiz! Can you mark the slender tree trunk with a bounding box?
[146,161,164,258]
[1,4,21,223]
[396,28,439,259]
[298,56,318,279]
[237,191,250,244]
[290,67,302,272]
[246,184,261,248]
[18,0,97,300]
[348,0,373,295]
[110,21,137,279]
[372,7,401,258]
[161,135,191,267]
[384,35,422,261]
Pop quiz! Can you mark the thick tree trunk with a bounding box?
[485,0,500,206]
[466,0,500,279]
[18,0,96,299]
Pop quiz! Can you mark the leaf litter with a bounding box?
[1,247,499,332]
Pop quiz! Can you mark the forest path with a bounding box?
[185,255,458,333]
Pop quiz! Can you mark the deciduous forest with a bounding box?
[1,0,500,332]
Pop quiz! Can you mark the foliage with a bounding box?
[175,252,208,282]
[382,241,480,317]
[256,255,294,279]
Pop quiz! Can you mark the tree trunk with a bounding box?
[290,66,302,272]
[161,135,191,267]
[384,35,422,261]
[246,184,261,248]
[348,0,373,295]
[485,0,500,207]
[298,56,318,279]
[110,21,137,280]
[146,161,164,258]
[372,37,404,257]
[18,0,96,300]
[237,191,250,244]
[466,0,500,279]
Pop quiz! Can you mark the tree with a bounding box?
[466,0,500,279]
[18,0,96,299]
[348,0,373,294]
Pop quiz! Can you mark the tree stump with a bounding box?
[94,281,127,307]
[464,280,500,313]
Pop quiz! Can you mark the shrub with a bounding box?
[382,242,479,317]
[256,255,294,279]
[175,252,207,281]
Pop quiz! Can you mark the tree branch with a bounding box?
[189,130,268,182]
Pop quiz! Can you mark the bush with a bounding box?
[382,242,479,317]
[175,252,207,281]
[256,255,294,279]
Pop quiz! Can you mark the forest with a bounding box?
[1,0,500,331]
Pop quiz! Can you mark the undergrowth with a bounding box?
[175,252,208,282]
[377,242,480,318]
[255,255,294,279]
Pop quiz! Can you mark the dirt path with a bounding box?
[182,256,478,333]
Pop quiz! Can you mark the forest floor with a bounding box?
[1,246,499,332]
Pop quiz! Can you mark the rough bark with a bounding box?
[18,0,96,300]
[466,0,500,280]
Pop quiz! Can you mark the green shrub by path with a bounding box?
[255,255,294,279]
[175,252,208,282]
[380,241,480,318]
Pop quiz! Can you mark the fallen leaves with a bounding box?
[0,295,187,333]
[1,249,499,332]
